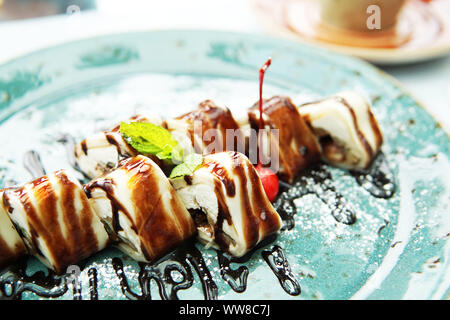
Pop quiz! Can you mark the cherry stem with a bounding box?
[258,58,272,167]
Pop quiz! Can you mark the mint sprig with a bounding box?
[169,153,203,179]
[120,121,180,161]
[120,121,202,178]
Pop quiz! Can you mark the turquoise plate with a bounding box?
[0,31,448,300]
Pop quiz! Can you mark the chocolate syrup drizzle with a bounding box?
[88,267,98,300]
[217,252,249,293]
[215,234,277,293]
[0,256,104,300]
[0,143,395,299]
[262,245,301,296]
[351,152,396,199]
[0,258,68,300]
[23,150,46,178]
[274,163,358,229]
[111,240,217,300]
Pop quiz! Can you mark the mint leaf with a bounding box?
[120,122,181,161]
[170,144,184,164]
[120,122,202,179]
[156,144,174,160]
[169,153,203,179]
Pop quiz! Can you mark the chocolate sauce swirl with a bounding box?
[216,233,278,293]
[262,245,301,296]
[217,251,249,293]
[88,267,98,300]
[112,258,143,300]
[274,163,357,227]
[0,258,68,300]
[111,240,217,300]
[112,255,194,300]
[183,242,218,300]
[351,152,395,199]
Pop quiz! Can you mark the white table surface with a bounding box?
[1,0,449,132]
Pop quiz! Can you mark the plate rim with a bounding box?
[0,29,448,135]
[0,29,448,300]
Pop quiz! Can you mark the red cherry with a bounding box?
[255,165,279,202]
[254,59,278,202]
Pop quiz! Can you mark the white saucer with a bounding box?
[253,0,450,65]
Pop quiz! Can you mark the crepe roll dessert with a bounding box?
[84,155,197,263]
[298,91,383,170]
[165,100,246,155]
[171,151,282,257]
[75,114,163,179]
[1,171,109,274]
[0,190,28,269]
[247,96,321,183]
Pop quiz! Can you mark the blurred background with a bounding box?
[0,0,448,130]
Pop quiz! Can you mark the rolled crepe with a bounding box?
[74,114,163,179]
[298,91,383,170]
[84,155,197,263]
[165,100,245,155]
[247,96,321,183]
[171,151,282,257]
[2,171,109,273]
[0,190,27,269]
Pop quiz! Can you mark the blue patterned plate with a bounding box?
[0,31,448,300]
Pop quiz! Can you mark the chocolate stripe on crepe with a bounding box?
[3,170,109,274]
[248,96,321,183]
[56,171,101,260]
[298,93,394,198]
[85,156,197,264]
[172,100,244,154]
[57,134,91,182]
[73,114,163,180]
[335,96,374,159]
[299,92,384,171]
[0,191,27,269]
[73,101,244,181]
[171,151,283,258]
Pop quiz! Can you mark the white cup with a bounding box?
[320,0,406,32]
